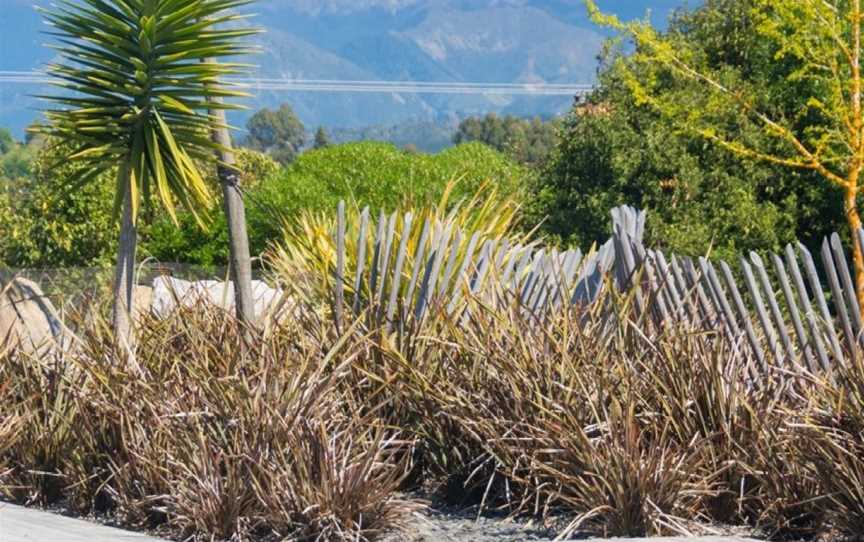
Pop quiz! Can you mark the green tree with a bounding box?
[531,97,801,260]
[506,117,560,166]
[0,128,14,155]
[588,0,864,313]
[313,126,331,149]
[0,141,34,183]
[0,137,116,268]
[245,103,306,165]
[0,127,34,185]
[454,113,512,149]
[39,0,256,348]
[454,113,558,165]
[532,0,846,259]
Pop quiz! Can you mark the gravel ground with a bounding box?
[382,505,761,542]
[383,508,557,542]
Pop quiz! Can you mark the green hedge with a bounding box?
[145,141,527,265]
[252,140,524,215]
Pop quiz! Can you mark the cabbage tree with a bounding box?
[39,0,256,352]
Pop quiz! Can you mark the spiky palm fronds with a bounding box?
[39,0,258,224]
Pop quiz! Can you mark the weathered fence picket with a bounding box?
[327,201,864,377]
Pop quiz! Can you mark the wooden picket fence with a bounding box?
[612,213,864,375]
[329,201,864,374]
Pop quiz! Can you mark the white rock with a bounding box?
[0,278,71,356]
[150,276,285,321]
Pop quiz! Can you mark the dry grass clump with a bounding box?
[0,305,419,541]
[784,357,864,537]
[392,304,733,536]
[346,289,831,539]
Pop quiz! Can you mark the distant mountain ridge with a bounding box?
[0,0,690,137]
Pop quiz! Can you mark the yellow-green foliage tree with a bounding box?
[589,0,864,314]
[1,137,116,268]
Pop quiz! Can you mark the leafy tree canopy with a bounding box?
[584,0,864,309]
[454,113,559,166]
[0,137,117,268]
[245,103,306,165]
[313,126,331,150]
[0,128,14,155]
[0,142,34,184]
[530,0,842,261]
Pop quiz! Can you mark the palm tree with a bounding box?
[39,0,256,352]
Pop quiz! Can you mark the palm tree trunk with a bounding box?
[112,175,137,356]
[210,104,256,330]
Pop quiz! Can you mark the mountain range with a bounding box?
[0,0,690,138]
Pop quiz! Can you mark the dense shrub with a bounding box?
[253,140,524,219]
[146,141,527,265]
[0,140,32,181]
[0,138,117,268]
[0,143,278,268]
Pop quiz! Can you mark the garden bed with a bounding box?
[0,296,854,541]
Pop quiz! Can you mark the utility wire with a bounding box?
[0,70,594,96]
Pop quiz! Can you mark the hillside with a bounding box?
[0,0,690,136]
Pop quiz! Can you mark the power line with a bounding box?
[0,70,594,96]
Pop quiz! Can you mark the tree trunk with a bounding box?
[846,186,864,320]
[199,52,255,339]
[210,103,256,330]
[112,177,137,357]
